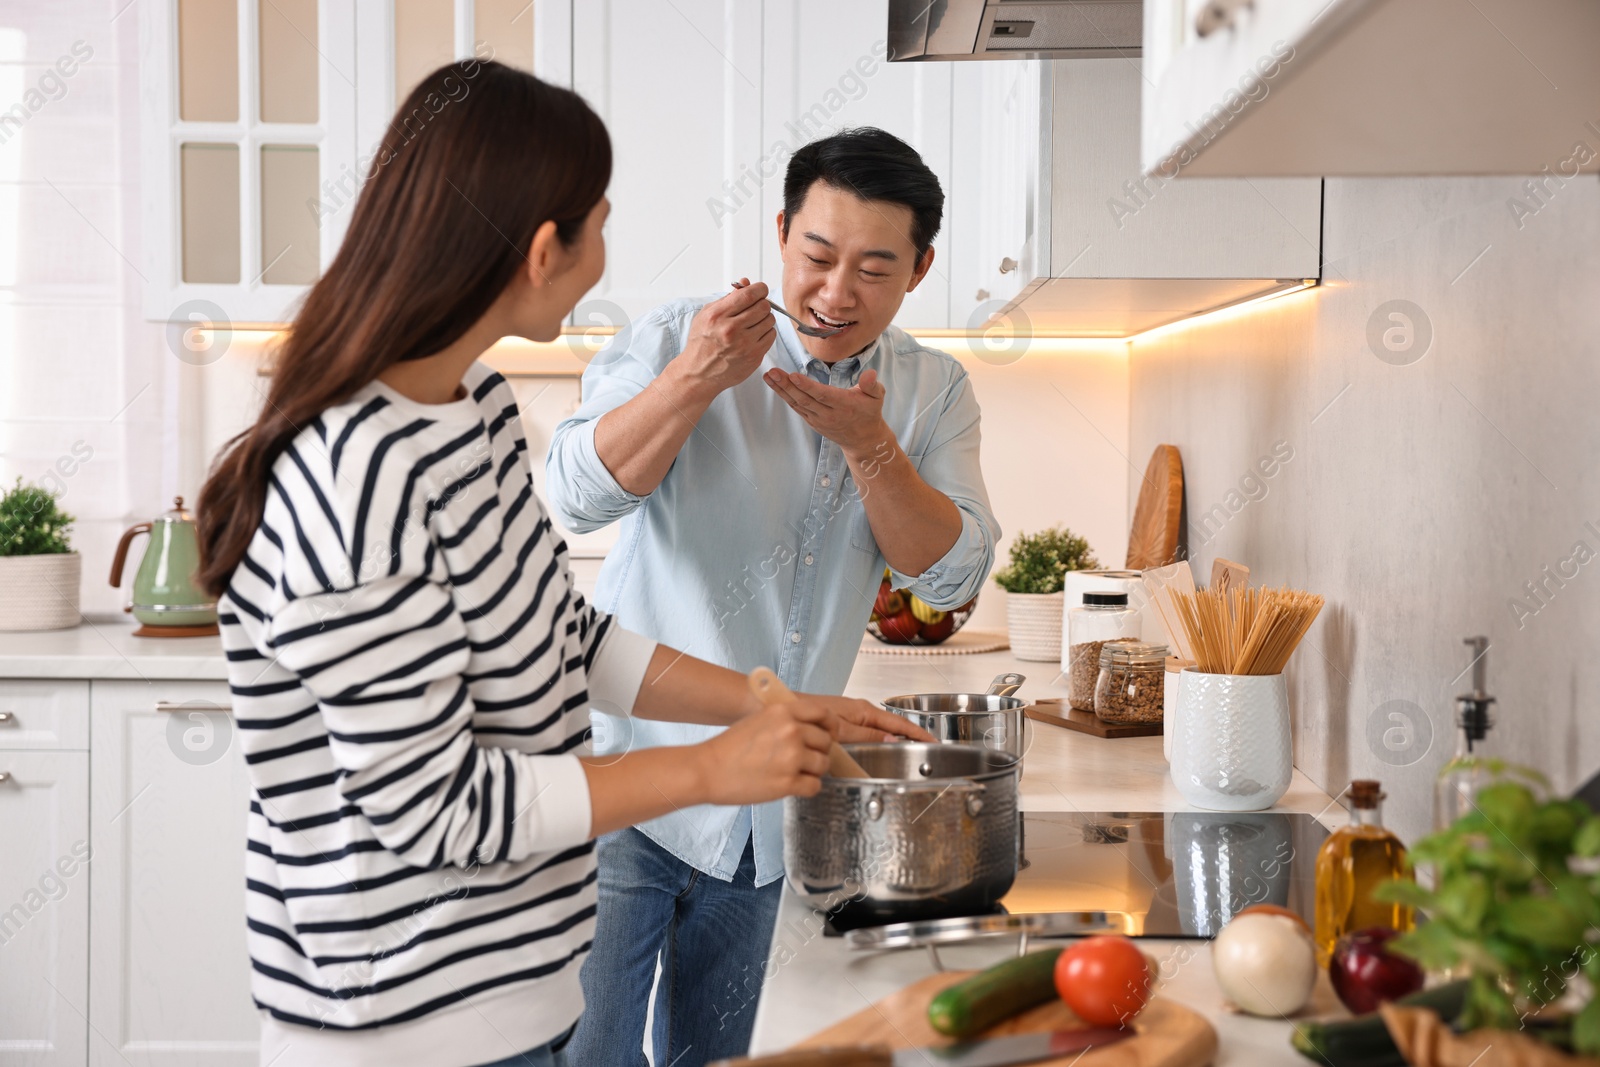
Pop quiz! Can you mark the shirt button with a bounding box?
[804,553,815,566]
[820,476,832,488]
[790,632,803,644]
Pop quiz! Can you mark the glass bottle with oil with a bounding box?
[1314,779,1414,965]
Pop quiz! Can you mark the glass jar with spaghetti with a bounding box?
[1094,641,1169,723]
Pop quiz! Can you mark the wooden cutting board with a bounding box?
[1126,445,1184,570]
[794,971,1217,1067]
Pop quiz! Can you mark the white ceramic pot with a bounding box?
[1170,668,1291,811]
[0,552,82,631]
[1006,591,1065,662]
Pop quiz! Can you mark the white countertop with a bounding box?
[0,616,228,680]
[748,644,1348,1064]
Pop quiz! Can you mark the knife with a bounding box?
[710,1027,1134,1067]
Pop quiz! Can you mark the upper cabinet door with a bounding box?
[1141,0,1600,176]
[140,0,358,324]
[948,59,1047,331]
[567,0,763,324]
[760,0,954,329]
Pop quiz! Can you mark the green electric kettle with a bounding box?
[109,496,218,637]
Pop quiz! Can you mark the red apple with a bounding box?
[876,606,921,643]
[874,581,905,619]
[1329,927,1424,1014]
[920,612,957,643]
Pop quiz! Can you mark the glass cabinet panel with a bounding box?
[260,145,320,284]
[180,143,241,283]
[259,0,319,123]
[394,0,456,102]
[475,0,534,71]
[178,0,238,122]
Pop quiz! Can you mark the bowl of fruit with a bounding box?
[867,569,977,645]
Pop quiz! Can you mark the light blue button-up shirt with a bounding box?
[545,296,999,886]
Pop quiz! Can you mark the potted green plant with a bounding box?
[0,479,81,631]
[993,526,1099,661]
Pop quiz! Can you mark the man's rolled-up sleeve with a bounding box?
[545,308,682,533]
[890,370,1001,611]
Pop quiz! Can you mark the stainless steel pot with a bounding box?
[783,742,1019,925]
[883,673,1028,763]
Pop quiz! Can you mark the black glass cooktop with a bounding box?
[821,810,1329,938]
[1002,810,1329,938]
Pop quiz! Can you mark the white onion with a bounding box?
[1210,913,1318,1017]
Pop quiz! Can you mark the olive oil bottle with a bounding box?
[1314,780,1414,965]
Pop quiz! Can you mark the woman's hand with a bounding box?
[697,700,833,806]
[814,696,936,743]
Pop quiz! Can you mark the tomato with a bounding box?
[1053,936,1152,1028]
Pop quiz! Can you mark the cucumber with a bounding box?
[1290,980,1469,1067]
[927,948,1064,1039]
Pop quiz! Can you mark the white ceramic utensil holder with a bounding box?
[1170,668,1291,811]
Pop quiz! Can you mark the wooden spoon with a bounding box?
[747,667,870,779]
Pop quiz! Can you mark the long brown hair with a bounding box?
[197,61,611,596]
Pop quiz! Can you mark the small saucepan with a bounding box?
[882,673,1028,764]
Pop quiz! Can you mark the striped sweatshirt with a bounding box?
[218,362,656,1066]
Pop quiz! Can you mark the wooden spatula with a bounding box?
[748,667,870,779]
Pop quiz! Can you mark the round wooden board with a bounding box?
[795,970,1217,1067]
[1126,445,1184,571]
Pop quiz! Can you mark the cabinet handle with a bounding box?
[1195,0,1251,37]
[0,711,13,724]
[155,701,233,715]
[998,257,1018,274]
[0,772,10,785]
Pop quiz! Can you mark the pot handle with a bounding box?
[883,779,989,817]
[986,672,1026,697]
[109,523,152,588]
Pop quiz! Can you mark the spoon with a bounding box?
[747,667,870,779]
[730,280,843,338]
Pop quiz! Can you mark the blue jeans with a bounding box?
[474,1022,574,1066]
[570,828,782,1067]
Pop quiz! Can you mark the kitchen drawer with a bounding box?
[0,679,89,750]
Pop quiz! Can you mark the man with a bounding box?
[547,127,999,1066]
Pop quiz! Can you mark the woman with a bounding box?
[197,60,923,1067]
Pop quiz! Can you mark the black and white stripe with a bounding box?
[220,363,623,1050]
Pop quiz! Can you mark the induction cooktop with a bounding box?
[824,810,1330,938]
[1002,810,1329,938]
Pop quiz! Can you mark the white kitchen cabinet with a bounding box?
[948,59,1049,331]
[958,57,1320,337]
[139,0,359,324]
[1140,0,1600,177]
[545,0,959,327]
[0,751,90,1067]
[560,0,765,323]
[143,0,539,324]
[760,0,955,328]
[88,681,256,1067]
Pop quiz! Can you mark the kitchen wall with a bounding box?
[1128,175,1600,842]
[0,4,187,619]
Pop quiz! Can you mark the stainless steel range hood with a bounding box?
[888,0,1141,61]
